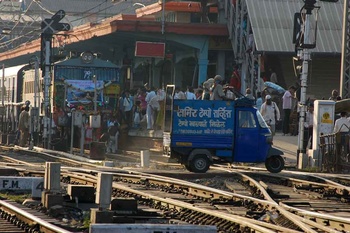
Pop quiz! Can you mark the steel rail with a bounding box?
[64,172,292,233]
[0,200,71,233]
[261,172,350,195]
[28,146,100,168]
[238,171,350,230]
[0,155,44,167]
[138,168,350,232]
[215,167,342,233]
[237,170,350,198]
[61,166,278,208]
[4,146,348,232]
[279,202,350,232]
[25,162,348,233]
[309,174,350,195]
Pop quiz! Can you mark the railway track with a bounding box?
[1,146,350,232]
[0,199,72,233]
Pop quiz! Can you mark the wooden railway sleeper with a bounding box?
[229,223,242,233]
[197,214,210,225]
[19,221,28,229]
[273,215,300,230]
[189,212,205,224]
[0,209,40,233]
[203,215,217,225]
[218,220,233,231]
[179,209,192,221]
[189,212,204,224]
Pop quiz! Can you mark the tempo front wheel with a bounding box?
[265,155,284,173]
[189,154,210,173]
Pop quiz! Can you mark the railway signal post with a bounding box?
[40,10,70,149]
[294,0,338,168]
[29,56,41,149]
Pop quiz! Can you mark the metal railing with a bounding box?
[320,132,350,173]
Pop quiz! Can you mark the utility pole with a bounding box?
[294,0,318,169]
[297,2,312,169]
[294,0,338,168]
[93,75,97,114]
[1,64,4,133]
[29,56,40,149]
[341,0,350,98]
[161,0,165,34]
[43,38,51,149]
[40,10,70,149]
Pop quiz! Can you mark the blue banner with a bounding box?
[172,100,235,136]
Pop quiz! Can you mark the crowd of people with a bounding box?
[14,60,347,158]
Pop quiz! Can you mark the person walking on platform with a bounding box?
[107,121,119,154]
[303,103,314,151]
[260,95,280,136]
[282,86,296,136]
[18,105,30,147]
[145,87,156,130]
[123,90,133,129]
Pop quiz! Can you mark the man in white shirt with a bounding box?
[145,87,156,130]
[334,112,350,133]
[303,103,314,150]
[282,86,296,135]
[186,87,196,100]
[123,90,133,128]
[334,111,350,159]
[260,95,280,136]
[174,87,186,100]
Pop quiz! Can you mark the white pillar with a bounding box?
[96,173,113,210]
[44,162,61,192]
[141,150,150,168]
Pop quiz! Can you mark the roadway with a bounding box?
[272,132,298,167]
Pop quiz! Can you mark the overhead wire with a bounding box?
[0,0,139,50]
[0,0,36,48]
[69,1,120,24]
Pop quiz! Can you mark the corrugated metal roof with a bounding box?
[246,0,343,54]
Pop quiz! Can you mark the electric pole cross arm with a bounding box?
[41,10,71,35]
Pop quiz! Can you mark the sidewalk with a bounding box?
[273,132,298,166]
